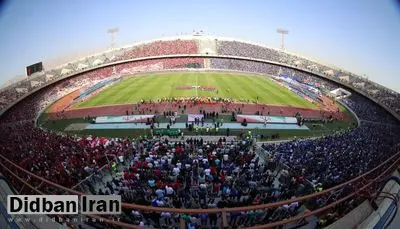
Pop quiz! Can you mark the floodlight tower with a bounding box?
[107,27,119,55]
[277,29,289,51]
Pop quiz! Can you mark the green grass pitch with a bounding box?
[74,72,317,109]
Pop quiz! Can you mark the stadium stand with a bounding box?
[0,36,399,228]
[114,58,205,75]
[0,36,399,117]
[114,39,198,61]
[210,58,280,75]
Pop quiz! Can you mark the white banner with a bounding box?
[15,87,28,93]
[236,115,297,124]
[188,114,204,122]
[45,74,55,81]
[30,80,41,87]
[95,115,154,123]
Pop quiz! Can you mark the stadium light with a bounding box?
[107,27,119,60]
[277,28,289,51]
[107,27,119,51]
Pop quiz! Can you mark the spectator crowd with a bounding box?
[0,38,399,228]
[1,38,399,117]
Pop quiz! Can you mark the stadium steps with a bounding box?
[283,206,318,229]
[283,216,318,229]
[197,37,218,55]
[0,175,60,229]
[0,202,16,229]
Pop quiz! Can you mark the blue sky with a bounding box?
[0,0,399,91]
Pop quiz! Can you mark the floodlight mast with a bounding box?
[107,27,119,51]
[277,29,289,51]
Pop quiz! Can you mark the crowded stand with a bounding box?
[1,67,112,123]
[353,80,400,114]
[85,137,315,228]
[0,78,46,111]
[210,58,280,75]
[217,40,284,63]
[162,57,204,69]
[115,57,205,75]
[0,37,399,228]
[215,39,400,116]
[210,58,338,96]
[114,40,198,61]
[0,122,131,188]
[92,54,109,66]
[263,117,399,190]
[381,94,400,114]
[0,37,399,117]
[0,54,399,228]
[0,66,131,191]
[342,93,399,124]
[72,95,399,228]
[217,40,334,75]
[73,77,121,103]
[0,89,19,110]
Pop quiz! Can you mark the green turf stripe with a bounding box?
[75,72,318,108]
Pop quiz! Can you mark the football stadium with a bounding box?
[0,2,400,229]
[38,70,355,140]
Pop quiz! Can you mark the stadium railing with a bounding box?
[1,54,399,122]
[0,55,399,228]
[0,148,399,228]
